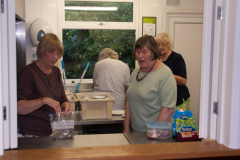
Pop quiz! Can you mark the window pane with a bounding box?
[62,29,135,79]
[65,1,133,22]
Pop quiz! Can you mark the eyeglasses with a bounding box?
[47,50,61,57]
[158,43,168,47]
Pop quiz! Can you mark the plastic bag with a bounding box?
[49,111,74,140]
[176,98,190,111]
[172,110,197,137]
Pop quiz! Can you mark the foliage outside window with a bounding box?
[62,29,136,79]
[65,1,133,22]
[62,1,136,79]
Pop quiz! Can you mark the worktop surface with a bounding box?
[2,141,240,160]
[17,134,130,150]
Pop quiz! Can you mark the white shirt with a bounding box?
[93,58,130,110]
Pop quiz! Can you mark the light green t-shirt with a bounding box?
[126,64,177,132]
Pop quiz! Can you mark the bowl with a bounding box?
[92,95,107,99]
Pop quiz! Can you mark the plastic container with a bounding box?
[146,121,172,139]
[49,112,74,140]
[75,92,115,120]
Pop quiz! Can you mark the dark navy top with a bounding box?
[162,51,190,105]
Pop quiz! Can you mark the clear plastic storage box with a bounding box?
[146,121,172,139]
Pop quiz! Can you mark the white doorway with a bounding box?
[164,10,203,129]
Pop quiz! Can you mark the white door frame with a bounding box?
[162,9,203,33]
[2,0,10,150]
[0,0,4,155]
[199,0,216,139]
[216,0,240,149]
[0,0,18,154]
[7,0,18,149]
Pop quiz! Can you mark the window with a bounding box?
[59,0,138,82]
[65,1,133,22]
[62,29,135,79]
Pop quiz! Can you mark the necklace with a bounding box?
[161,50,171,61]
[136,60,157,81]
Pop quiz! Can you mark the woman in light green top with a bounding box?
[123,35,177,133]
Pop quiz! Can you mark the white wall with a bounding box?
[140,0,203,34]
[24,0,203,65]
[15,0,25,20]
[25,0,58,65]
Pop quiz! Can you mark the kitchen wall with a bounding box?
[25,0,58,65]
[24,0,203,65]
[16,0,25,20]
[141,0,203,34]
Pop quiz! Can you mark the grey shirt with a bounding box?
[93,58,130,110]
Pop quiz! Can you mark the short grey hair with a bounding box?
[155,32,173,50]
[98,48,118,61]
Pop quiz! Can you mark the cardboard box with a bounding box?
[75,92,115,120]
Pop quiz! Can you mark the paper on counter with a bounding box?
[112,110,125,116]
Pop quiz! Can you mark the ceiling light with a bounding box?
[65,6,118,11]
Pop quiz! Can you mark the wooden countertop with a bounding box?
[1,141,240,160]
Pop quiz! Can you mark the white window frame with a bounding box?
[57,0,139,84]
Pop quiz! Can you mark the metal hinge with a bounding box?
[1,0,4,13]
[217,6,223,20]
[3,106,6,120]
[213,102,219,115]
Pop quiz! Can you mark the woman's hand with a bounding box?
[174,75,187,85]
[17,97,63,115]
[43,97,62,113]
[61,102,73,112]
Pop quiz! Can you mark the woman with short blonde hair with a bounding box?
[155,32,173,50]
[36,33,64,59]
[156,32,190,111]
[17,33,72,137]
[98,48,118,61]
[93,48,130,111]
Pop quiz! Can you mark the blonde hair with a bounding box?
[36,33,64,59]
[98,48,118,61]
[155,32,173,50]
